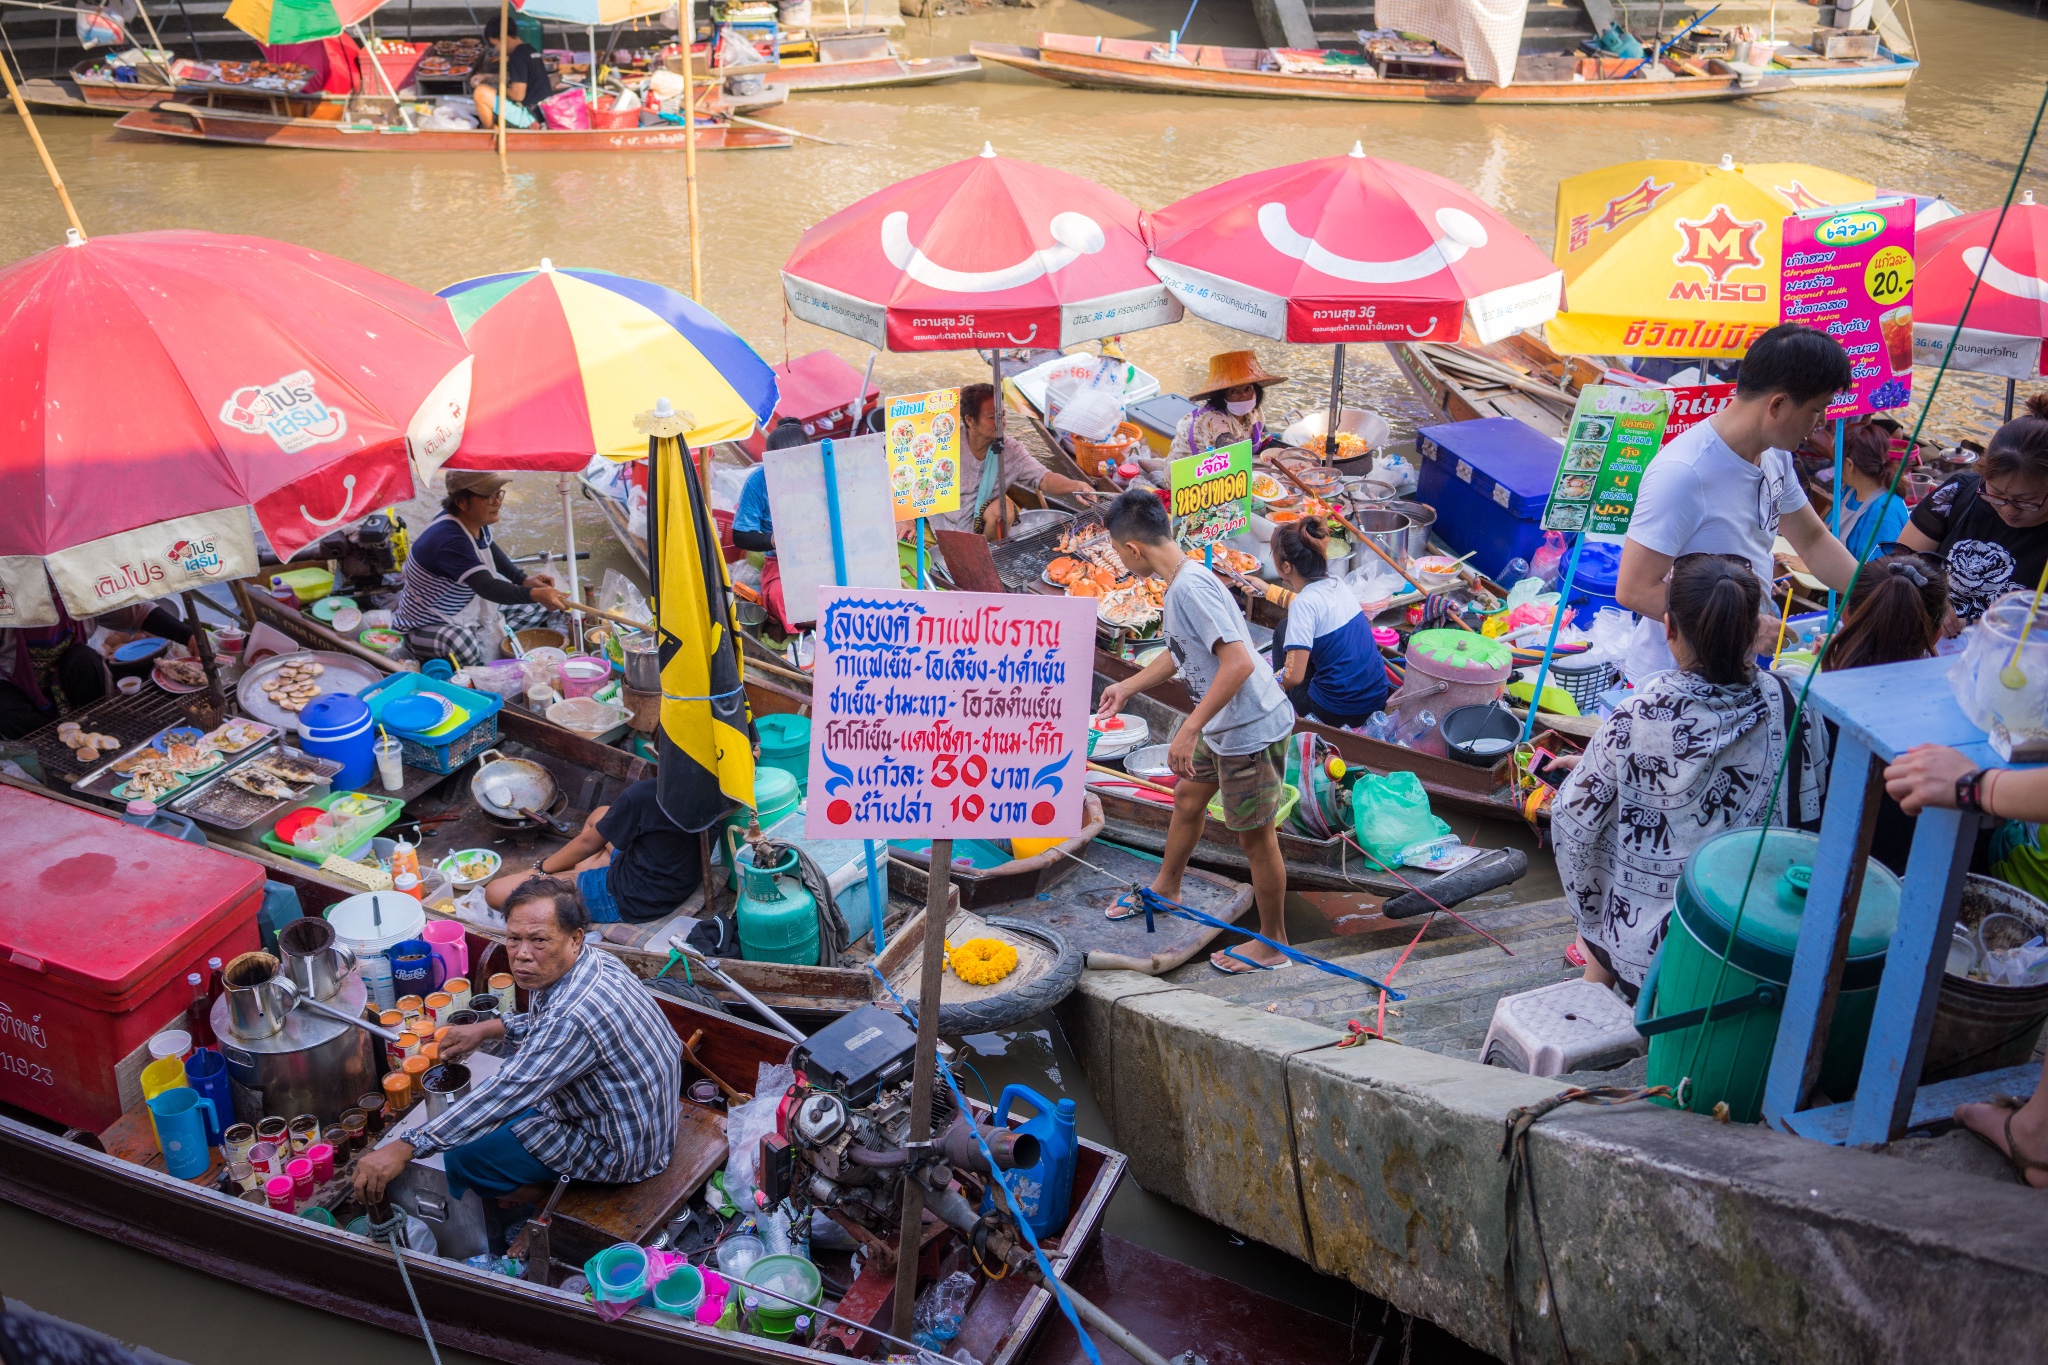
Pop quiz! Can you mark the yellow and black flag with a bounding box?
[646,424,755,831]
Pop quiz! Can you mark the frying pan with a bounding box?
[471,749,558,822]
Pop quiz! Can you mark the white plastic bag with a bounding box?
[595,568,652,626]
[722,1063,795,1213]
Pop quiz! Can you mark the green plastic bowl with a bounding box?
[742,1254,821,1335]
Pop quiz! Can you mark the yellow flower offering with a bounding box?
[948,936,1019,987]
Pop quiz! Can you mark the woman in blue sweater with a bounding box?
[1268,517,1388,728]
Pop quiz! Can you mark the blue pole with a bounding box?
[1518,535,1587,744]
[916,517,928,590]
[821,438,889,952]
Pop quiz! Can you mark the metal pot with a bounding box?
[1381,500,1438,562]
[277,916,357,1003]
[620,632,661,693]
[1348,508,1414,574]
[211,971,378,1129]
[222,952,300,1040]
[471,749,558,821]
[421,1062,473,1119]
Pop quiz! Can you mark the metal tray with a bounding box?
[73,718,279,803]
[169,746,343,832]
[237,649,390,732]
[986,510,1085,592]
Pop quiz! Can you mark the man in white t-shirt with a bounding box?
[1618,325,1862,684]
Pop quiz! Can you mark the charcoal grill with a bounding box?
[985,510,1090,592]
[20,690,190,791]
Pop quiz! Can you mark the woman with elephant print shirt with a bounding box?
[1550,554,1828,998]
[1897,394,2048,627]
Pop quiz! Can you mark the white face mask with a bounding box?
[1225,397,1257,416]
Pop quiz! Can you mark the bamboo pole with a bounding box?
[496,0,509,171]
[682,0,703,300]
[0,49,87,239]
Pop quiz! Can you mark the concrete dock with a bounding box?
[1057,896,2047,1364]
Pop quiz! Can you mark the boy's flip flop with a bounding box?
[1210,947,1291,976]
[1106,890,1147,922]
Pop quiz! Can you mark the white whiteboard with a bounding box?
[762,433,900,624]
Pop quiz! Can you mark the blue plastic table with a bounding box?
[1764,655,2042,1143]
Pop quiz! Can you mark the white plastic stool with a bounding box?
[1481,978,1644,1077]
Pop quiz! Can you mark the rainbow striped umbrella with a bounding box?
[225,0,390,45]
[437,262,779,470]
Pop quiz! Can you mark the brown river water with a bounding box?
[2,0,2045,1357]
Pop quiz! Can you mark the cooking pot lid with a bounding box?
[1409,629,1510,673]
[1679,828,1900,973]
[325,891,426,945]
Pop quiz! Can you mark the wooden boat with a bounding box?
[0,913,1138,1365]
[1387,334,1591,439]
[1767,42,1918,89]
[113,100,793,151]
[706,27,980,91]
[971,34,1791,104]
[17,61,175,113]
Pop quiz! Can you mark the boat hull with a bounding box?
[971,40,1791,104]
[113,103,793,151]
[777,53,981,90]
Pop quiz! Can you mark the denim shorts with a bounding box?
[577,865,619,923]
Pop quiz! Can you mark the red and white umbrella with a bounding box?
[781,144,1181,353]
[1913,191,2048,383]
[0,230,471,627]
[1147,144,1563,346]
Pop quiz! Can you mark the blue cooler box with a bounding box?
[1414,418,1563,583]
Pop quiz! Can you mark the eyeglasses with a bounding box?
[1978,485,2048,513]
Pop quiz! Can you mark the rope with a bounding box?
[864,965,1105,1365]
[369,1212,445,1365]
[1134,886,1406,997]
[1336,832,1516,955]
[1668,77,2048,1112]
[1497,1085,1672,1365]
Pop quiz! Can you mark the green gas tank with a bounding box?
[1640,827,1900,1123]
[736,844,821,966]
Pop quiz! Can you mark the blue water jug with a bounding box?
[983,1085,1078,1240]
[298,693,375,791]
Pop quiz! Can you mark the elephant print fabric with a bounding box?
[1908,473,2048,625]
[1551,670,1827,989]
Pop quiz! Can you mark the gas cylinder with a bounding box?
[982,1085,1078,1240]
[736,845,820,966]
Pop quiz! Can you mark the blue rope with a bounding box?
[865,965,1104,1365]
[1134,888,1406,999]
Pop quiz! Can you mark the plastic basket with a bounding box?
[1549,656,1620,713]
[1072,422,1144,479]
[358,674,503,776]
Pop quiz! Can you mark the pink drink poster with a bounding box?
[1780,197,1916,418]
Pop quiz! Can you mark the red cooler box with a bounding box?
[0,787,264,1131]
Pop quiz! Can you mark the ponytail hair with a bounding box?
[1824,553,1948,671]
[1272,516,1330,581]
[1667,553,1763,686]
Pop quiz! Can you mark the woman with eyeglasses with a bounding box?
[392,471,570,666]
[1553,553,1828,997]
[1896,393,2048,626]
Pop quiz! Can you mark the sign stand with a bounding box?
[891,836,952,1342]
[1517,536,1586,745]
[819,432,890,955]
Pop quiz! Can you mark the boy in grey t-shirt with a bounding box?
[1095,491,1297,974]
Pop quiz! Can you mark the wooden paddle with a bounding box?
[1267,460,1417,589]
[1087,761,1177,798]
[564,598,654,631]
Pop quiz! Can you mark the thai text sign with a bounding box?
[885,388,962,520]
[805,588,1094,839]
[1541,385,1672,534]
[1659,381,1735,448]
[1781,198,1915,418]
[1168,438,1253,542]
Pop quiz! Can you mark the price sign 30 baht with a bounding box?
[805,588,1095,839]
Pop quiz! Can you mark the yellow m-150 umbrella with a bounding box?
[1546,155,1874,359]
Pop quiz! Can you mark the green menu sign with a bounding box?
[1169,439,1254,543]
[1540,385,1673,535]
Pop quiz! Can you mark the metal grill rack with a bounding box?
[22,690,190,791]
[985,511,1090,592]
[171,748,342,832]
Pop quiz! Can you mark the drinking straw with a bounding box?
[1771,578,1796,661]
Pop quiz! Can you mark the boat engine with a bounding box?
[767,1006,1037,1242]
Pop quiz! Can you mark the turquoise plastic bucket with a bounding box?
[586,1243,649,1304]
[651,1264,704,1317]
[755,713,812,793]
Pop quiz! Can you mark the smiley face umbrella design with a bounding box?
[1913,191,2048,409]
[1147,143,1563,348]
[0,230,472,628]
[781,143,1181,354]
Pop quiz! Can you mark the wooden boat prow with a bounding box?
[973,34,1792,104]
[114,101,793,152]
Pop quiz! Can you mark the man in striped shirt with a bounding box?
[391,471,570,667]
[352,878,682,1203]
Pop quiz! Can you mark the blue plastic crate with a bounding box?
[358,673,503,775]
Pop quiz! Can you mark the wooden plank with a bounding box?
[549,1102,727,1266]
[1782,1062,2040,1144]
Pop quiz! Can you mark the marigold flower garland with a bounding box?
[947,936,1019,986]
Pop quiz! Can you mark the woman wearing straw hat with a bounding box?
[1168,350,1286,461]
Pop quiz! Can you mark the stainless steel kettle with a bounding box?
[222,951,300,1040]
[277,916,357,1002]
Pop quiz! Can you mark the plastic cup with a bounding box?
[149,1030,192,1062]
[402,1054,431,1099]
[382,1071,413,1113]
[266,1176,297,1213]
[308,1142,336,1183]
[373,735,404,792]
[652,1264,705,1317]
[287,1157,315,1200]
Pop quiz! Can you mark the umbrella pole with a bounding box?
[682,0,703,301]
[132,0,167,57]
[560,473,583,652]
[1324,342,1345,463]
[0,50,87,238]
[2009,378,2019,423]
[496,0,509,172]
[589,25,597,101]
[181,590,226,718]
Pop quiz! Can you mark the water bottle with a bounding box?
[912,1271,976,1351]
[1362,711,1398,743]
[761,1206,792,1256]
[1500,557,1533,585]
[1531,530,1567,587]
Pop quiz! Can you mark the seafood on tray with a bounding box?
[247,751,331,785]
[1098,576,1166,629]
[204,719,270,752]
[156,658,208,688]
[260,659,327,713]
[1046,555,1124,597]
[55,720,121,765]
[227,767,299,799]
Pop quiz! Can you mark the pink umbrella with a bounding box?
[0,230,470,627]
[1147,143,1563,348]
[781,143,1181,354]
[1913,191,2048,415]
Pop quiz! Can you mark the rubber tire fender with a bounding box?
[932,915,1085,1036]
[1381,846,1530,920]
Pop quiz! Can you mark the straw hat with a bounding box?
[1189,350,1286,401]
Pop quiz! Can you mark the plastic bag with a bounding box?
[912,1271,977,1351]
[596,568,652,627]
[1586,606,1635,664]
[538,87,591,131]
[1351,771,1451,867]
[721,1063,795,1213]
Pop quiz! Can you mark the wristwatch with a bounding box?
[1955,769,1988,814]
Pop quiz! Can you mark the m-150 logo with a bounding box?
[221,370,348,455]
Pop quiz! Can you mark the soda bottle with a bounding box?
[185,971,217,1048]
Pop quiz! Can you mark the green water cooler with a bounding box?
[1639,828,1900,1123]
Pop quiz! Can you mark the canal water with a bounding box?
[2,0,2044,1357]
